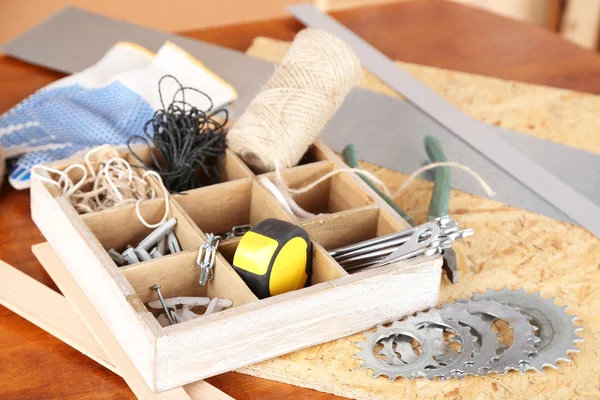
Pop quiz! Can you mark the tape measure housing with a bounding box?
[233,219,312,299]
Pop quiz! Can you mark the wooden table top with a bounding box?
[0,1,599,399]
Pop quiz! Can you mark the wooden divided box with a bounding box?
[30,140,442,391]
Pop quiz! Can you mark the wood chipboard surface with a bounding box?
[232,37,600,400]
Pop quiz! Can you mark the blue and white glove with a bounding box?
[0,41,237,189]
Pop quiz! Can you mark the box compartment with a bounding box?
[303,205,403,251]
[260,161,374,217]
[122,250,257,317]
[175,179,295,238]
[82,198,203,266]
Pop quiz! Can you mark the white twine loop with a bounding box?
[31,145,170,227]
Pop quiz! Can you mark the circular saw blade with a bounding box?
[473,287,583,372]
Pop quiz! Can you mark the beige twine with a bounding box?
[264,161,495,220]
[227,28,361,172]
[391,161,495,198]
[30,145,170,228]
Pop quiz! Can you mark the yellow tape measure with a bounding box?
[233,219,312,299]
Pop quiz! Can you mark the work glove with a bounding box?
[0,41,236,189]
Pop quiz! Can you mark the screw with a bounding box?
[152,285,174,325]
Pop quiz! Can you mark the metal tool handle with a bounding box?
[379,222,441,266]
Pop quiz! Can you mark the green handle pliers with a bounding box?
[342,136,458,283]
[424,135,458,284]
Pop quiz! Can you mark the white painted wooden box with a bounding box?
[30,140,442,391]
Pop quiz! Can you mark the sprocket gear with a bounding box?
[441,301,501,376]
[473,287,583,372]
[466,299,539,375]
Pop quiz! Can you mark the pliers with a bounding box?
[342,145,414,226]
[424,135,458,284]
[342,135,458,283]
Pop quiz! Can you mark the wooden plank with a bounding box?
[31,243,191,399]
[0,259,115,373]
[30,178,161,389]
[183,381,235,400]
[1,253,233,399]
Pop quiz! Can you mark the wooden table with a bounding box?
[1,1,599,399]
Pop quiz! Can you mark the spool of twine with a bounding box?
[227,28,361,172]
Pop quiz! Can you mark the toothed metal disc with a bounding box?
[379,334,419,365]
[442,302,501,376]
[392,335,420,363]
[379,327,456,365]
[474,288,583,372]
[401,309,478,379]
[467,299,539,375]
[425,325,478,380]
[354,323,438,381]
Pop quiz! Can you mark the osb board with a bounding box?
[232,37,600,399]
